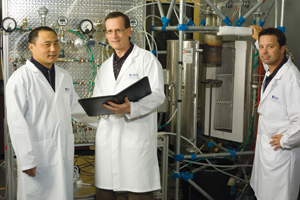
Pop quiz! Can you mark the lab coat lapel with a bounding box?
[259,62,288,106]
[116,45,138,81]
[260,77,274,103]
[27,60,54,97]
[104,57,117,94]
[55,65,65,93]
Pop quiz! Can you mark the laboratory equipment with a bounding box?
[204,41,254,142]
[1,17,17,32]
[166,40,201,153]
[80,19,93,34]
[57,16,68,26]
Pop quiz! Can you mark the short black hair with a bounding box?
[258,28,286,48]
[29,26,57,44]
[104,11,130,30]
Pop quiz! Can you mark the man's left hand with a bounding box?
[249,25,263,40]
[103,97,131,114]
[269,134,283,151]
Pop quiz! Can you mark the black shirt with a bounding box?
[263,56,288,92]
[113,43,134,80]
[30,57,55,92]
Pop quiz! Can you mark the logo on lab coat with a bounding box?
[272,95,279,100]
[129,74,138,77]
[65,88,70,92]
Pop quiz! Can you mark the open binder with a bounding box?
[78,76,152,116]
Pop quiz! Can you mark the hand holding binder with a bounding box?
[102,96,131,114]
[78,76,152,116]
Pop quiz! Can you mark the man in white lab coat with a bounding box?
[6,26,98,200]
[93,12,165,200]
[249,26,300,200]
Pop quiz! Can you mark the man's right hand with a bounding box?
[23,167,37,177]
[249,25,263,40]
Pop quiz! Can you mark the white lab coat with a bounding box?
[250,56,300,200]
[6,60,98,200]
[93,45,165,192]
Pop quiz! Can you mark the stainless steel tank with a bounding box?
[166,40,200,152]
[202,34,223,64]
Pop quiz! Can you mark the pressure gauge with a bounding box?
[80,19,93,34]
[2,17,17,32]
[57,16,68,26]
[130,19,138,29]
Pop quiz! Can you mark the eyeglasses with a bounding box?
[105,28,127,35]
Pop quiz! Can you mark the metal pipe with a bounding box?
[2,4,10,84]
[275,0,278,27]
[162,135,169,200]
[157,50,168,54]
[191,165,208,174]
[238,156,249,182]
[166,0,176,20]
[199,133,250,182]
[152,25,219,31]
[151,0,155,51]
[204,0,227,20]
[280,0,285,27]
[255,0,261,26]
[261,0,275,23]
[156,0,165,18]
[174,0,185,199]
[174,4,191,25]
[187,179,215,200]
[208,84,212,141]
[244,0,265,19]
[2,0,16,199]
[236,0,266,26]
[169,149,175,156]
[184,151,255,160]
[198,134,228,152]
[239,0,242,18]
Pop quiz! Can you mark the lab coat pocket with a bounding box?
[33,138,58,168]
[22,165,57,199]
[265,99,284,123]
[124,121,150,148]
[261,135,281,163]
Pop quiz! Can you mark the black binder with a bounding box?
[78,76,152,116]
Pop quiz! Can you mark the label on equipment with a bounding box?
[183,48,193,64]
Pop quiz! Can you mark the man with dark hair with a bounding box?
[93,11,165,200]
[249,25,300,200]
[6,26,97,199]
[29,26,57,44]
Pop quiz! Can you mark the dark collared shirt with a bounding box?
[30,57,55,92]
[263,56,288,92]
[113,43,134,80]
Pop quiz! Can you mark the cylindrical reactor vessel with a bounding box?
[202,34,222,64]
[166,40,200,152]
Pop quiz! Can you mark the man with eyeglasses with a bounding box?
[92,12,165,200]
